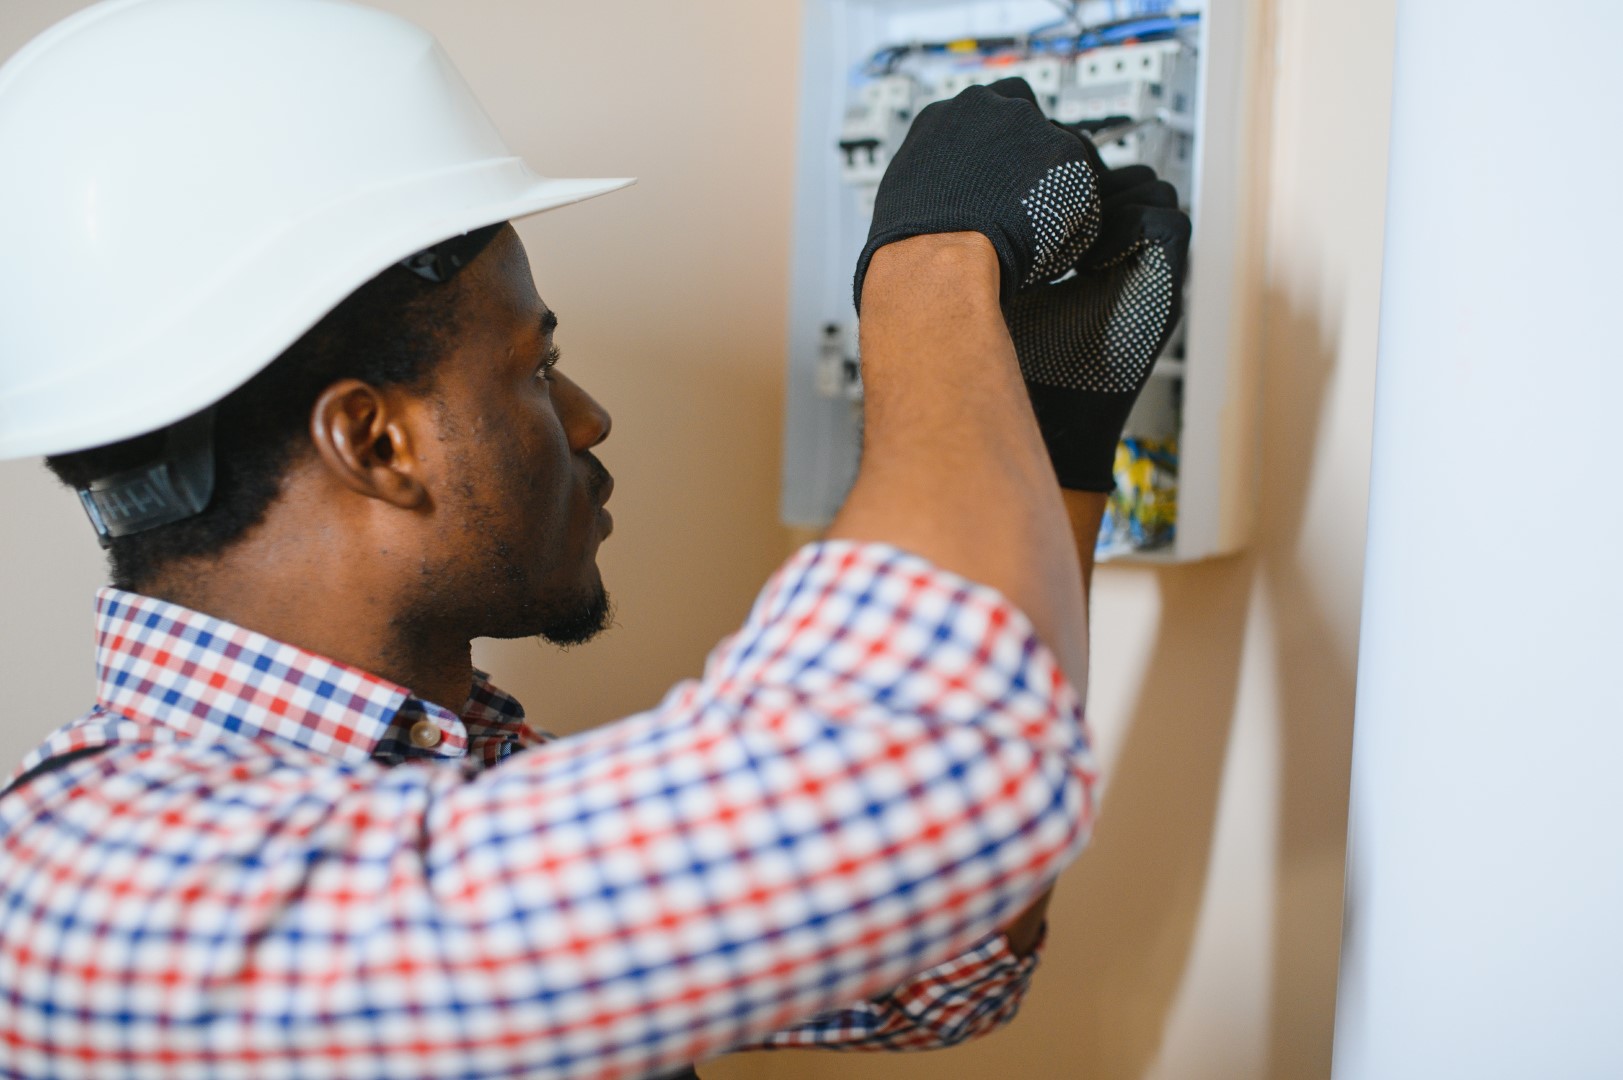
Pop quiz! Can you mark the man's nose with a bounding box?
[553,370,611,452]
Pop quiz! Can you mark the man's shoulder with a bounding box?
[0,707,391,808]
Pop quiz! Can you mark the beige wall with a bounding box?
[0,2,1392,1077]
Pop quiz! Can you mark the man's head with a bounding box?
[367,225,617,649]
[45,224,616,648]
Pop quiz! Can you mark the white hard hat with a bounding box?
[0,0,634,461]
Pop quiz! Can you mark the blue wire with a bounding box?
[1032,11,1199,44]
[1113,14,1197,36]
[1027,19,1074,37]
[1077,13,1201,49]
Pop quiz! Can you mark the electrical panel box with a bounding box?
[781,0,1261,562]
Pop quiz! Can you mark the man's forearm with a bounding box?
[1064,489,1108,599]
[826,232,1089,691]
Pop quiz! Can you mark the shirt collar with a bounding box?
[91,587,533,765]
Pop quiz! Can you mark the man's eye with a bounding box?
[538,345,561,383]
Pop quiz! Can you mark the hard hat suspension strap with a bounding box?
[75,408,218,547]
[398,223,505,284]
[69,225,502,546]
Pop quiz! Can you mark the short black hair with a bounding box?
[45,261,466,592]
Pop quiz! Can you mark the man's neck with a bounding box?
[141,548,477,716]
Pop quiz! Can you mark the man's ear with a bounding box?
[309,380,428,509]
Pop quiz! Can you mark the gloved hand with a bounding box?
[852,77,1108,310]
[1008,163,1192,491]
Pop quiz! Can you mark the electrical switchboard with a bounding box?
[783,0,1258,562]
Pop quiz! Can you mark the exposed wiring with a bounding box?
[1031,12,1200,55]
[1082,12,1200,46]
[856,9,1199,78]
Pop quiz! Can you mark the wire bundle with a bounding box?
[860,5,1200,78]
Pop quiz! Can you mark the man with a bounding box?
[0,2,1187,1078]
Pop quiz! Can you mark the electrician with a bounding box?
[0,1,1187,1078]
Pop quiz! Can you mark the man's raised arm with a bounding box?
[828,231,1091,692]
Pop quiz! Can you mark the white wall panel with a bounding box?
[1337,3,1623,1076]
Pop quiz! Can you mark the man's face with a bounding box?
[404,225,615,646]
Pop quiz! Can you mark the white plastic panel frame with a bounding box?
[781,0,1260,562]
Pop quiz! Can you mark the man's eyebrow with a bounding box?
[539,310,559,337]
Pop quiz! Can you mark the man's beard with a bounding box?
[415,442,618,652]
[526,580,614,647]
[467,545,615,647]
[474,454,616,647]
[398,540,615,653]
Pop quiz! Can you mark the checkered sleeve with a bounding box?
[749,925,1045,1050]
[0,540,1094,1080]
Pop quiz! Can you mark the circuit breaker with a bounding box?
[839,40,1199,211]
[782,0,1259,562]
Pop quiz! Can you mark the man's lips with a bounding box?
[586,458,614,538]
[596,472,614,538]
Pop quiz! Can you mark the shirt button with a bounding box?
[408,719,443,749]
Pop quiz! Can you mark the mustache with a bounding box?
[583,452,613,504]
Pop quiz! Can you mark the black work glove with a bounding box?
[852,77,1108,310]
[1008,163,1192,491]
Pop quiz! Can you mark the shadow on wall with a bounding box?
[1074,287,1358,1080]
[1063,553,1256,1079]
[1258,290,1359,1080]
[1038,287,1358,1080]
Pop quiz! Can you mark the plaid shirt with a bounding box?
[0,541,1095,1080]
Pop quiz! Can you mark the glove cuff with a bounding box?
[1026,383,1134,492]
[853,228,1020,313]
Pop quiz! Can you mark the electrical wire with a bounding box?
[857,9,1199,78]
[1037,12,1200,55]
